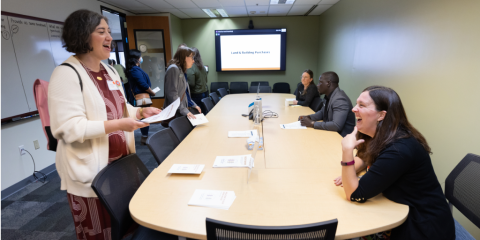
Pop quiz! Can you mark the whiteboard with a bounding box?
[1,14,72,119]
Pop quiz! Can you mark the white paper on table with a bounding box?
[188,189,236,210]
[280,121,307,129]
[228,130,258,138]
[141,98,180,123]
[152,87,160,93]
[168,164,204,174]
[213,155,254,168]
[188,114,209,126]
[285,98,296,102]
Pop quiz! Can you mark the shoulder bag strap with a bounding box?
[61,63,82,92]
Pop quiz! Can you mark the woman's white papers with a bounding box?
[188,113,209,126]
[213,155,254,168]
[188,189,236,210]
[141,98,180,123]
[228,130,258,138]
[168,164,204,174]
[152,87,160,93]
[280,121,307,129]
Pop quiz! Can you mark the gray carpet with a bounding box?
[1,123,167,240]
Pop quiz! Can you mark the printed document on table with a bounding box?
[228,130,258,138]
[280,121,307,129]
[168,164,204,174]
[285,98,296,102]
[188,189,236,210]
[152,87,160,93]
[213,155,254,168]
[188,113,209,126]
[141,98,180,123]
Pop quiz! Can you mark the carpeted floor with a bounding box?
[1,123,166,240]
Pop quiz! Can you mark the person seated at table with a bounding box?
[293,69,319,106]
[298,71,355,137]
[336,86,455,240]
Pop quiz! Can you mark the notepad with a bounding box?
[213,155,254,168]
[188,189,236,210]
[280,121,307,129]
[228,130,258,138]
[168,164,204,174]
[188,113,209,126]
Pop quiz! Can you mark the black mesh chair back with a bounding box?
[230,82,249,94]
[272,82,291,93]
[206,218,338,240]
[168,116,194,142]
[251,81,269,86]
[211,82,229,94]
[445,153,480,228]
[146,128,180,165]
[210,92,220,105]
[91,154,150,240]
[218,88,228,98]
[249,86,272,93]
[202,97,215,114]
[309,97,324,112]
[293,82,302,95]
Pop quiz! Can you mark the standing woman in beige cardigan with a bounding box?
[48,10,161,240]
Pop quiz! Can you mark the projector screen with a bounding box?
[215,29,287,72]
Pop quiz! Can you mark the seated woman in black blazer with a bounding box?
[293,69,319,106]
[337,86,454,240]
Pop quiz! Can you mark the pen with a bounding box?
[283,125,285,128]
[251,131,253,136]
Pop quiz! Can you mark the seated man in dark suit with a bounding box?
[298,71,355,137]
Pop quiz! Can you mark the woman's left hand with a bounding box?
[342,127,364,151]
[195,106,202,113]
[293,100,298,105]
[142,107,162,118]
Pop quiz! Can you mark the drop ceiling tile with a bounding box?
[219,0,245,7]
[137,0,175,10]
[180,8,211,18]
[246,5,269,15]
[293,0,321,4]
[223,7,248,17]
[106,0,154,10]
[287,4,313,15]
[133,9,162,13]
[309,4,332,15]
[192,0,223,8]
[268,5,292,16]
[168,9,191,18]
[318,0,339,4]
[245,0,270,6]
[165,0,198,8]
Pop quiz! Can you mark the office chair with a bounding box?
[146,128,180,165]
[272,82,291,93]
[211,82,229,95]
[445,153,480,239]
[169,116,194,142]
[293,82,302,95]
[202,97,215,114]
[218,88,228,98]
[206,218,338,240]
[230,82,249,94]
[210,92,220,105]
[251,81,269,86]
[249,86,272,93]
[91,155,178,240]
[309,97,324,112]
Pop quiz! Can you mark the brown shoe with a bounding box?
[141,136,148,145]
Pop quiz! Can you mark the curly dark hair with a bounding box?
[62,9,109,54]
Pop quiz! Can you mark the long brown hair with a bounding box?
[168,46,195,72]
[356,86,431,166]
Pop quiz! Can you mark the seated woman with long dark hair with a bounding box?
[337,86,455,239]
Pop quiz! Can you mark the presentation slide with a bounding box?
[220,35,281,70]
[215,29,286,72]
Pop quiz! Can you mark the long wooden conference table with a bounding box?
[130,94,408,239]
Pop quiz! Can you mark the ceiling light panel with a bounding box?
[216,9,229,17]
[202,9,218,17]
[181,8,212,18]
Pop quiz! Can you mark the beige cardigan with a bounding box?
[48,56,139,198]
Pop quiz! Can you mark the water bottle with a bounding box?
[254,105,260,125]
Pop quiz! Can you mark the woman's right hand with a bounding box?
[333,176,343,187]
[187,112,196,119]
[105,118,149,134]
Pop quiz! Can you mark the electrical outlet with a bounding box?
[19,145,26,156]
[34,140,40,150]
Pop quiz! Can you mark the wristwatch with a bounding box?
[139,107,144,119]
[341,159,355,166]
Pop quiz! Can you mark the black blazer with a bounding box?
[295,83,319,106]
